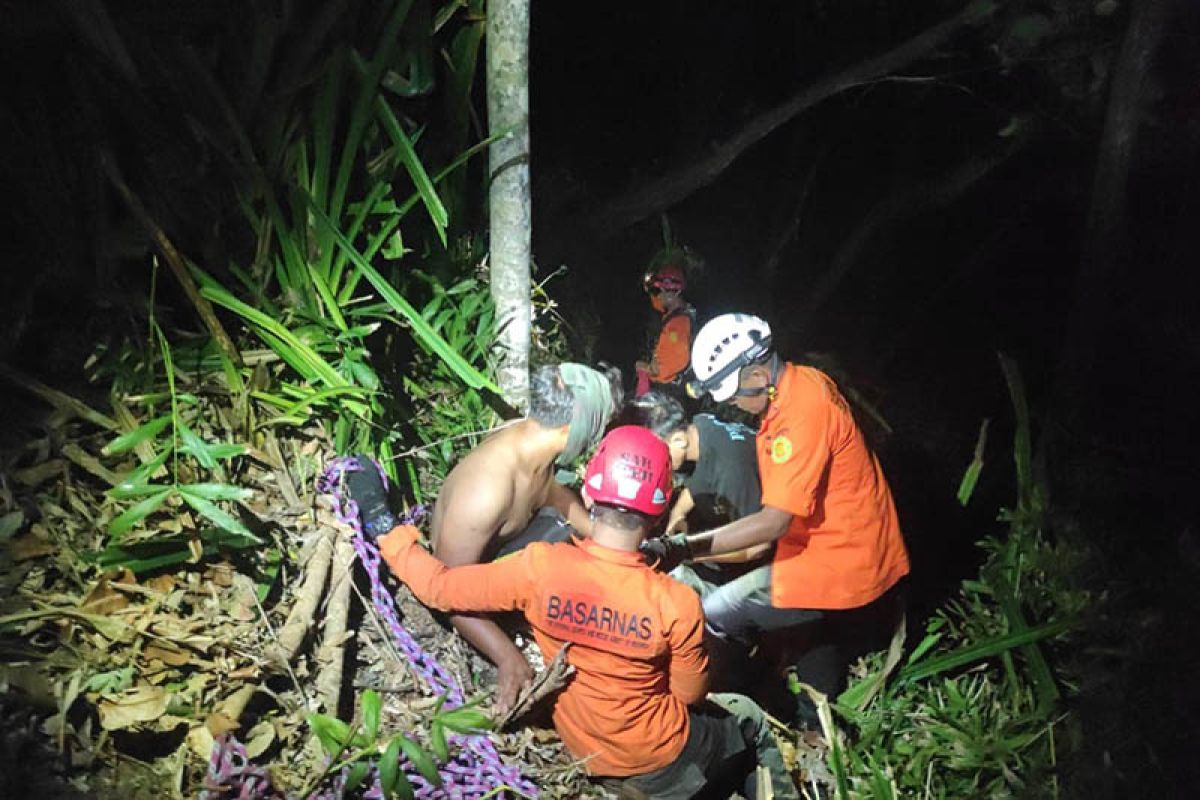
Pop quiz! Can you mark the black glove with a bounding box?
[639,533,692,572]
[344,455,397,540]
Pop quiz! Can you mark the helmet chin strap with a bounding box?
[732,355,781,401]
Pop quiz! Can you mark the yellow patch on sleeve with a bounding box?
[771,436,793,464]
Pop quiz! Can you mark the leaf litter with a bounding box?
[0,384,611,798]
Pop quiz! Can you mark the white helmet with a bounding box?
[688,313,773,402]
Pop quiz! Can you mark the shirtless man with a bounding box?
[428,363,622,711]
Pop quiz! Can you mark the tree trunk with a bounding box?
[1052,0,1169,410]
[486,0,532,411]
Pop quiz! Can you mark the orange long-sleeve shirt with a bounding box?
[378,526,709,777]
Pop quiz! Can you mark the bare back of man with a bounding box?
[432,419,590,714]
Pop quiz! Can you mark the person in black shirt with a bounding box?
[629,392,765,568]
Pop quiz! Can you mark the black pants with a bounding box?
[614,695,797,800]
[488,507,575,561]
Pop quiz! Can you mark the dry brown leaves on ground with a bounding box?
[0,379,597,798]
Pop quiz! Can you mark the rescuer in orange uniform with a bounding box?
[345,427,798,799]
[641,313,909,725]
[635,263,695,397]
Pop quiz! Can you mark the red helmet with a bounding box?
[643,263,686,293]
[583,426,673,517]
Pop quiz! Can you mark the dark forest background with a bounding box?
[1,0,1198,795]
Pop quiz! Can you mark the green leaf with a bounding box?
[307,714,352,758]
[103,415,172,456]
[396,735,441,787]
[179,423,217,470]
[177,483,254,502]
[203,443,248,460]
[429,720,449,762]
[178,488,260,542]
[310,201,497,394]
[345,761,371,793]
[0,510,24,541]
[361,689,381,743]
[956,419,989,507]
[328,0,416,226]
[372,92,448,245]
[380,736,413,799]
[82,527,259,573]
[108,447,172,496]
[109,488,173,538]
[107,481,173,501]
[381,230,410,260]
[436,704,491,734]
[898,618,1073,685]
[195,270,351,391]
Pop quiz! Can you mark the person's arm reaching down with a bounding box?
[642,505,793,572]
[695,542,772,564]
[687,504,793,558]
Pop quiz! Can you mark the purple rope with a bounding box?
[199,458,537,799]
[316,456,538,799]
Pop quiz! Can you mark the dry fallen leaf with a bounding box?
[205,711,241,736]
[80,572,134,616]
[5,532,57,561]
[144,643,192,667]
[187,724,215,760]
[244,719,276,759]
[98,684,170,730]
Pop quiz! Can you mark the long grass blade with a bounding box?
[898,618,1072,684]
[957,418,989,507]
[308,200,498,392]
[336,132,505,304]
[195,272,348,389]
[329,0,416,224]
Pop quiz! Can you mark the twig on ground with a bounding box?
[315,527,356,715]
[494,644,575,730]
[345,560,412,685]
[0,364,119,431]
[252,586,310,710]
[269,527,335,663]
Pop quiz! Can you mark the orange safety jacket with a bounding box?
[378,526,709,777]
[650,307,694,384]
[758,364,910,610]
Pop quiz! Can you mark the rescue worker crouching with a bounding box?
[347,426,799,799]
[641,313,910,728]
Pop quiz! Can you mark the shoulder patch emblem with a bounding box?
[771,436,792,464]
